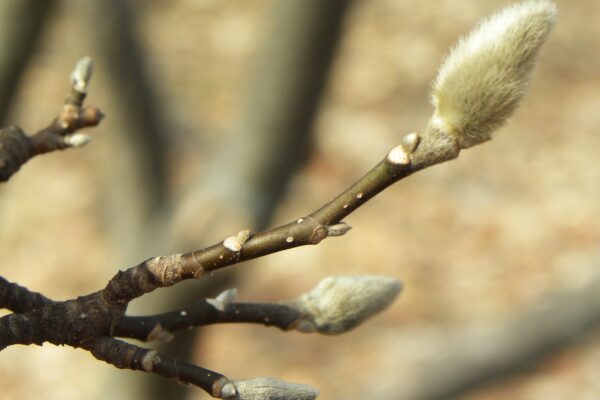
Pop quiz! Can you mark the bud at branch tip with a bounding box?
[70,56,94,94]
[428,0,556,149]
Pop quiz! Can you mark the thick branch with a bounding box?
[0,276,52,313]
[0,293,124,349]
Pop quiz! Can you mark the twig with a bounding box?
[0,57,103,182]
[115,301,301,342]
[0,3,559,397]
[103,130,457,305]
[116,276,402,341]
[87,337,231,397]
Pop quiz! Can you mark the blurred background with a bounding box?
[1,0,599,399]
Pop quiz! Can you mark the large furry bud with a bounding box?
[429,0,556,149]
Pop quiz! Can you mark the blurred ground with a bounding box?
[1,0,600,399]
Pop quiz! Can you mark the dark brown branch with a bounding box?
[87,337,230,397]
[115,301,302,341]
[0,291,125,351]
[0,79,103,182]
[0,276,52,313]
[103,131,457,305]
[0,104,457,400]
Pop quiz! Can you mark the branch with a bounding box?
[88,337,319,399]
[0,3,558,398]
[0,57,103,182]
[87,337,230,397]
[103,130,453,304]
[0,276,52,313]
[116,300,299,342]
[115,276,402,341]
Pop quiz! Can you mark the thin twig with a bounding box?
[115,301,302,341]
[87,337,231,397]
[104,129,459,304]
[0,57,103,182]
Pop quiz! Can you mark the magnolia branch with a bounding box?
[0,77,471,398]
[0,2,559,398]
[0,276,52,313]
[116,276,401,341]
[115,299,303,342]
[0,57,102,182]
[103,130,457,305]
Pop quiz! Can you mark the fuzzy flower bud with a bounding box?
[70,56,94,94]
[429,0,556,149]
[223,377,319,400]
[286,276,402,335]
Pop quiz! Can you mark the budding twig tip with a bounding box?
[220,382,237,398]
[430,0,556,149]
[291,275,402,334]
[230,377,318,400]
[70,56,94,94]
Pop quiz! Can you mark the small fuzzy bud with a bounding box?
[70,56,94,93]
[326,222,352,237]
[207,288,238,312]
[387,145,410,165]
[64,133,92,148]
[429,0,556,149]
[223,229,251,252]
[146,324,174,342]
[223,377,319,400]
[287,276,402,335]
[220,382,237,398]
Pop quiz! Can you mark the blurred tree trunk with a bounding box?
[85,0,171,264]
[0,0,56,123]
[139,1,354,399]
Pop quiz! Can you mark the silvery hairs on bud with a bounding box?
[429,0,556,149]
[225,378,319,400]
[287,276,402,335]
